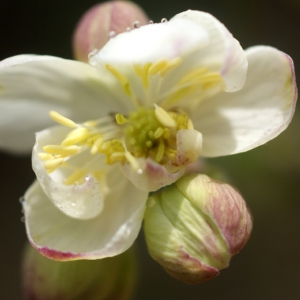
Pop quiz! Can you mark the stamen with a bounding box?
[61,128,90,146]
[155,139,165,163]
[49,111,77,128]
[115,113,128,125]
[44,158,65,172]
[148,59,168,76]
[106,64,140,107]
[91,137,104,154]
[38,153,53,160]
[154,104,177,129]
[106,64,132,96]
[159,57,182,77]
[64,169,87,185]
[43,145,80,157]
[154,127,164,139]
[125,151,140,171]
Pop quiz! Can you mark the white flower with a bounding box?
[0,10,296,260]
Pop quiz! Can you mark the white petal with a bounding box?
[32,126,108,220]
[23,177,147,260]
[0,55,122,154]
[120,158,185,192]
[92,18,209,65]
[193,46,297,157]
[173,10,248,92]
[176,129,202,165]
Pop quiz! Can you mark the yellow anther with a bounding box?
[110,152,125,161]
[43,145,80,157]
[61,128,90,146]
[154,127,164,139]
[133,64,143,77]
[64,169,87,185]
[163,128,170,139]
[44,158,65,171]
[179,68,207,85]
[145,140,153,148]
[155,139,165,163]
[115,113,128,125]
[125,151,140,171]
[159,57,182,77]
[148,59,168,76]
[91,137,104,154]
[141,62,152,88]
[154,104,177,129]
[38,153,53,160]
[106,64,132,97]
[49,111,77,128]
[187,119,194,130]
[83,120,99,127]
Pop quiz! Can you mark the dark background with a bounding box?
[0,0,299,299]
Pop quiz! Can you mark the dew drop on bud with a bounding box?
[133,20,140,28]
[161,18,168,23]
[109,31,116,38]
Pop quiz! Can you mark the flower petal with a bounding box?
[32,126,109,220]
[176,129,202,166]
[173,10,248,92]
[92,18,209,65]
[23,177,147,260]
[0,55,122,154]
[120,158,185,192]
[193,46,297,157]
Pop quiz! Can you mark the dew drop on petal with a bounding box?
[133,21,140,28]
[149,20,154,24]
[161,18,168,23]
[19,196,24,204]
[109,31,116,38]
[126,27,131,32]
[21,216,25,222]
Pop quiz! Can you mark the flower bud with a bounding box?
[22,243,138,300]
[144,173,252,284]
[73,1,149,62]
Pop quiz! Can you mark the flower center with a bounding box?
[39,105,193,180]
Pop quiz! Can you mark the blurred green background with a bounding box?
[0,0,299,299]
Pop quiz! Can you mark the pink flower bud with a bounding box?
[144,173,252,284]
[73,1,149,62]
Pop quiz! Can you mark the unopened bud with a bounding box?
[73,1,149,62]
[144,173,252,284]
[22,243,138,300]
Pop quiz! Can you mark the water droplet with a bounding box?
[85,175,91,182]
[19,196,24,204]
[20,216,25,222]
[88,49,98,59]
[126,27,131,32]
[133,21,140,28]
[161,18,168,23]
[149,20,154,24]
[109,31,116,38]
[137,169,143,175]
[71,203,76,207]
